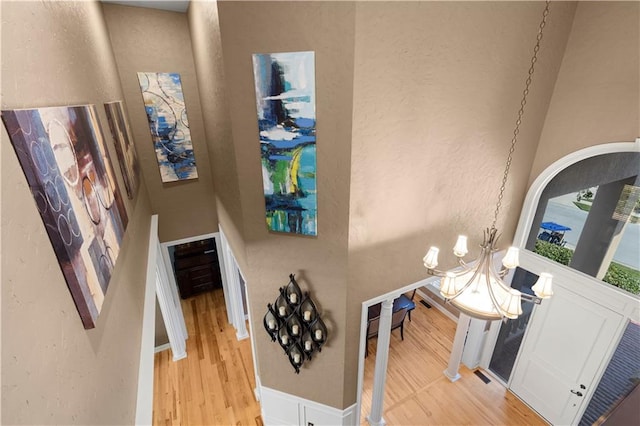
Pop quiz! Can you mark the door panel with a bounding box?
[510,284,623,425]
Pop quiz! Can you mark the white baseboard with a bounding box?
[260,386,357,426]
[154,343,171,353]
[172,350,187,362]
[254,375,262,402]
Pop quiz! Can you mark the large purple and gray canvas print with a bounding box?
[104,100,140,199]
[2,105,128,329]
[137,72,198,182]
[252,51,317,236]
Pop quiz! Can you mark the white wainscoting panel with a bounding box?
[260,386,357,426]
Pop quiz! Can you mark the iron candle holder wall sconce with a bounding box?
[263,274,328,374]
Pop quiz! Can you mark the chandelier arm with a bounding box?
[486,286,505,320]
[490,263,517,293]
[447,248,491,302]
[424,268,446,277]
[485,263,508,320]
[450,267,473,278]
[490,0,550,231]
[425,268,449,278]
[426,260,475,277]
[497,266,511,279]
[446,277,476,302]
[520,293,543,305]
[490,262,543,306]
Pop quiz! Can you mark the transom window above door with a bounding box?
[524,151,640,295]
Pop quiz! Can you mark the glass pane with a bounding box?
[534,187,591,262]
[605,185,640,294]
[579,321,640,425]
[488,267,539,382]
[525,153,640,296]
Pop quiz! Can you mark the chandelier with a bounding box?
[423,0,554,321]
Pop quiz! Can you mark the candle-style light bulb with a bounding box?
[423,247,439,269]
[499,289,523,319]
[502,247,520,269]
[532,272,554,298]
[440,272,457,299]
[453,235,468,257]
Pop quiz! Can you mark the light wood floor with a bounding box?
[153,289,545,425]
[360,296,547,425]
[153,288,262,425]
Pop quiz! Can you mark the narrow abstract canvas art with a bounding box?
[104,100,140,199]
[2,105,128,329]
[252,51,317,236]
[137,72,198,182]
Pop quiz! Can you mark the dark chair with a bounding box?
[365,307,410,357]
[365,317,380,357]
[538,231,552,242]
[394,289,417,321]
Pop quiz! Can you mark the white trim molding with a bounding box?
[155,240,188,361]
[160,231,232,325]
[218,226,249,340]
[161,232,218,248]
[154,343,171,353]
[260,386,357,426]
[213,234,233,324]
[135,215,159,426]
[217,224,261,401]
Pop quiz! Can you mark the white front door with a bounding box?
[510,283,623,425]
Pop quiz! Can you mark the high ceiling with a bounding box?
[100,0,190,13]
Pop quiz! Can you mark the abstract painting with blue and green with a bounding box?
[252,51,317,236]
[137,72,198,182]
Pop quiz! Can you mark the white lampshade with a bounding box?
[499,289,523,319]
[532,272,554,298]
[502,247,520,269]
[440,272,457,299]
[453,235,468,257]
[423,247,439,269]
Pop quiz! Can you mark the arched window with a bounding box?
[523,150,639,295]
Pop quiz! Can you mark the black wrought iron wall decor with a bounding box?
[263,274,328,374]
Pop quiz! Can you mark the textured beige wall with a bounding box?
[103,3,218,243]
[344,1,576,405]
[187,0,248,271]
[529,1,640,182]
[1,1,153,423]
[216,1,355,408]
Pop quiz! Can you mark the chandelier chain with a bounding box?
[491,0,551,231]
